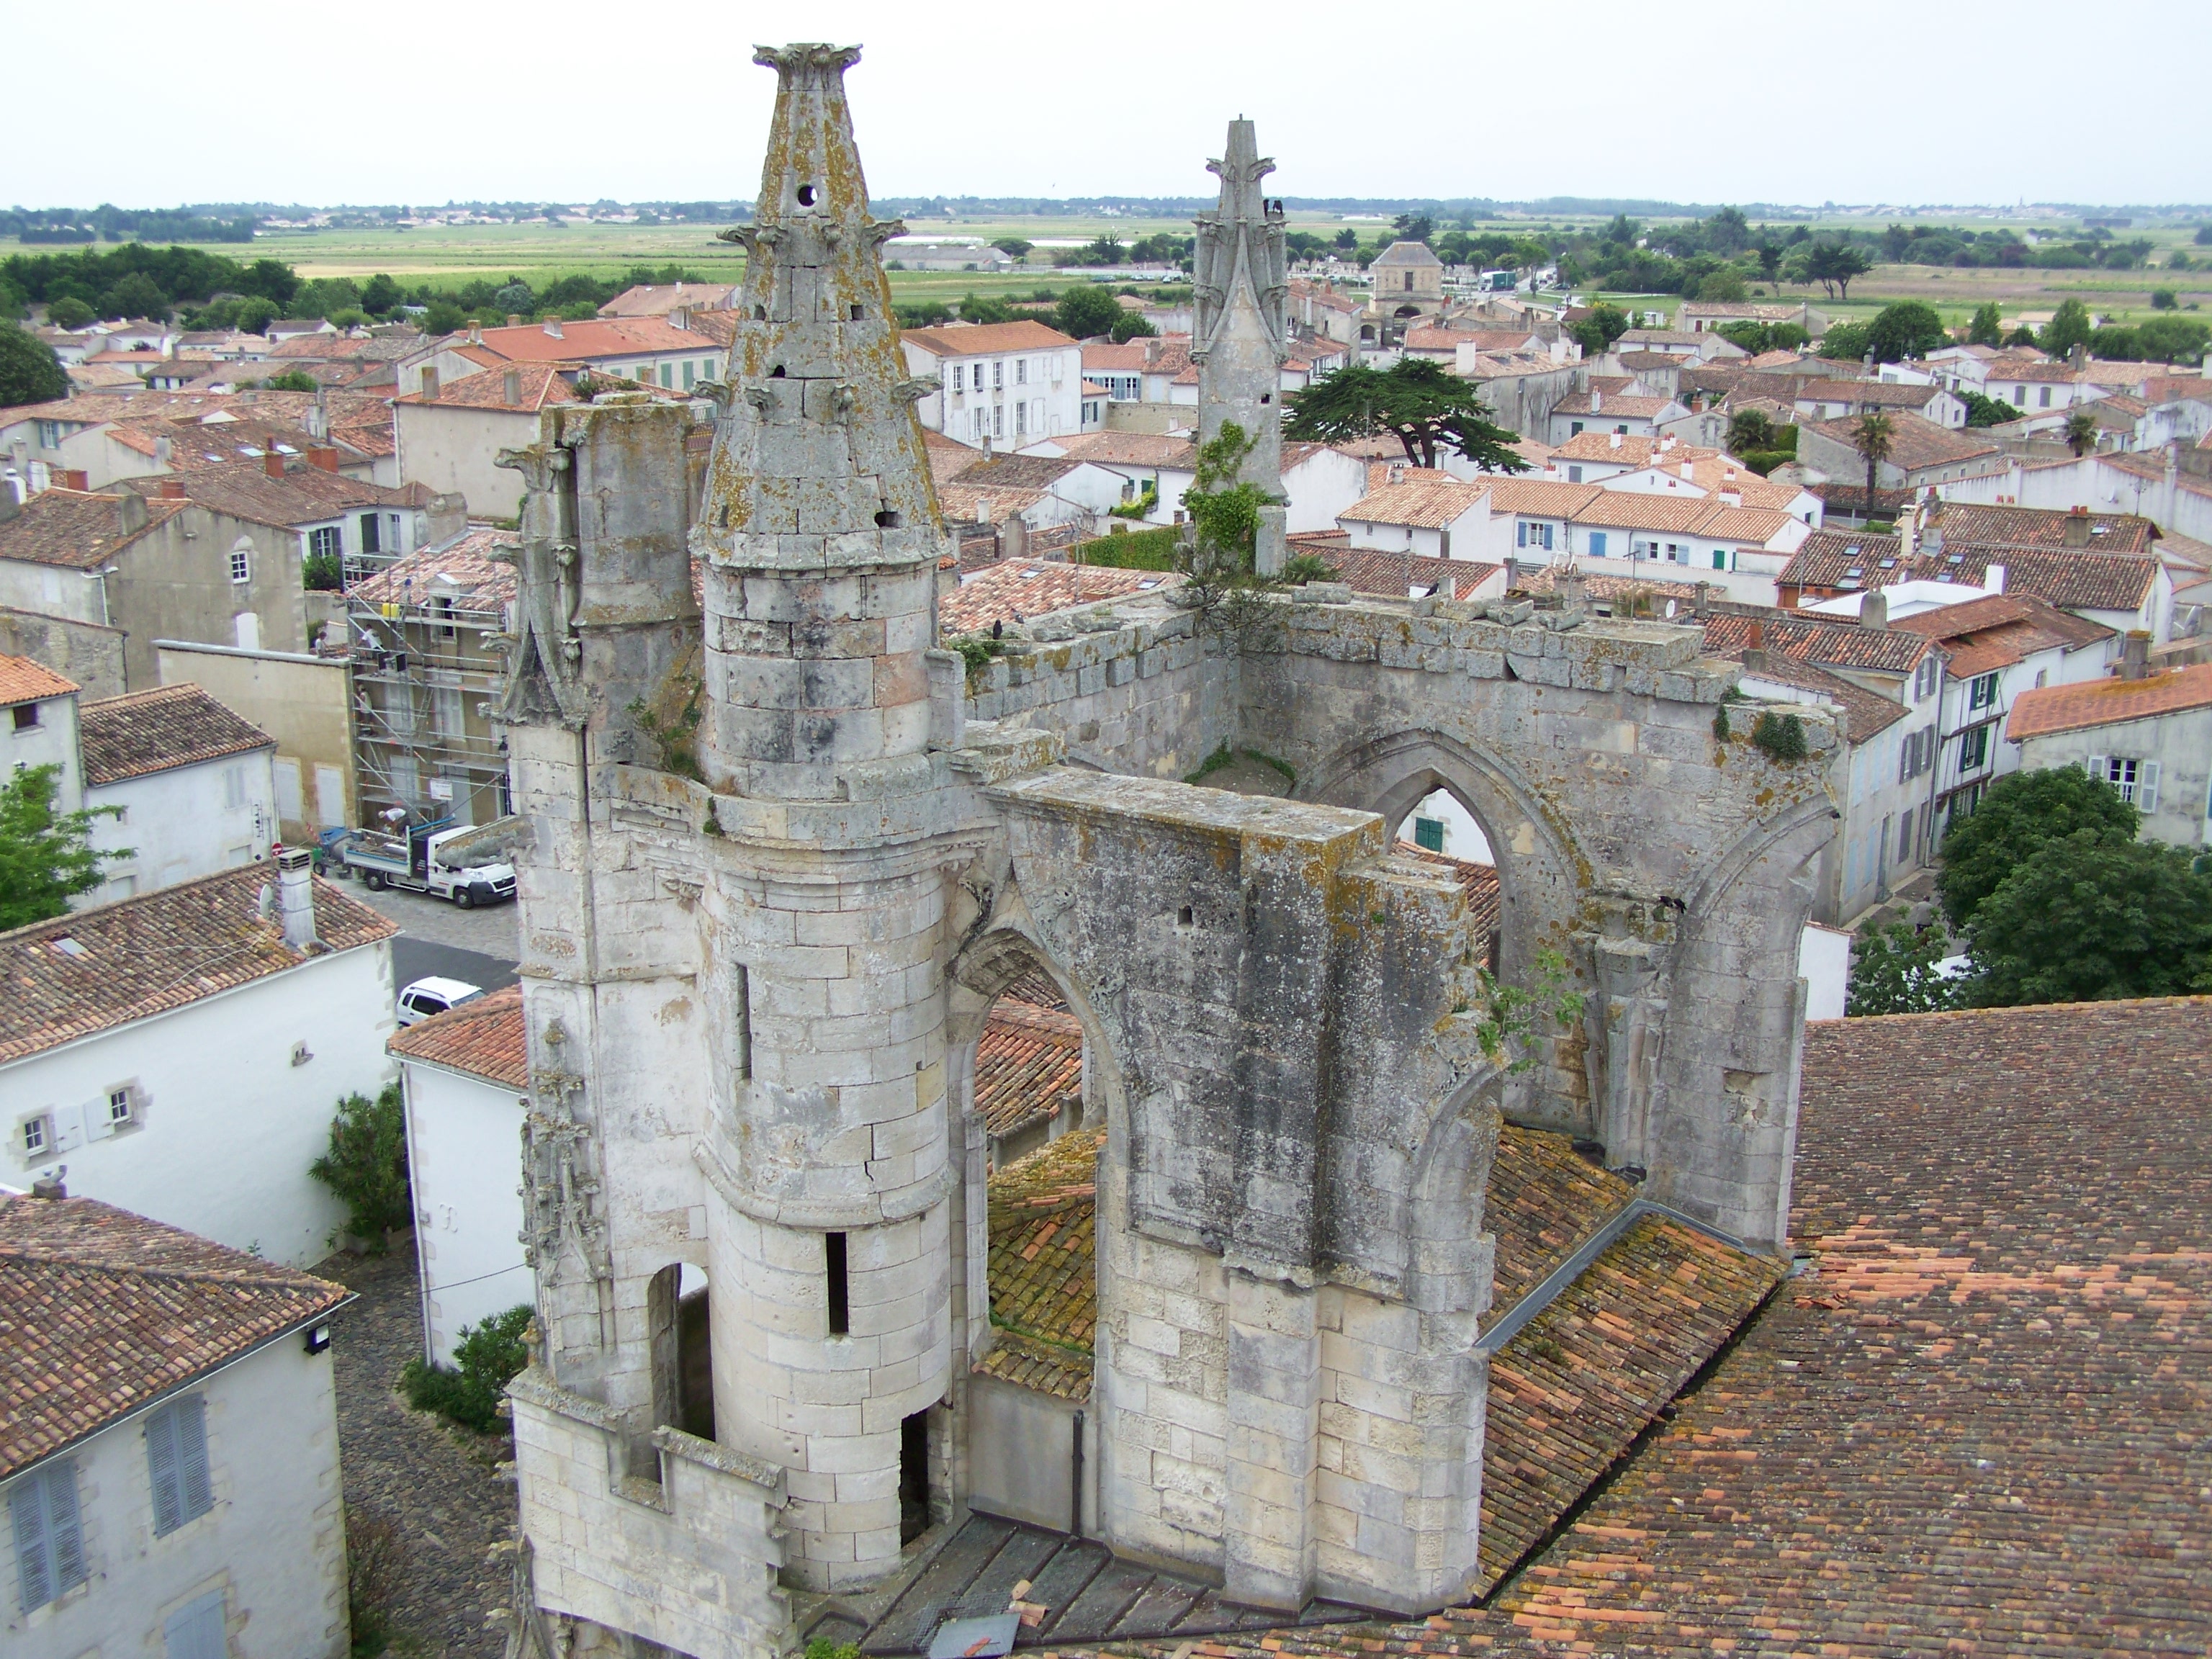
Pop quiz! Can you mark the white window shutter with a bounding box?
[2086,755,2108,786]
[2138,761,2159,814]
[84,1099,114,1141]
[45,1469,83,1601]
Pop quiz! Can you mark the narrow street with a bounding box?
[322,1241,515,1658]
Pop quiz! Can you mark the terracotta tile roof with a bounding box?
[392,360,585,411]
[1475,1209,1785,1594]
[1482,477,1604,518]
[1150,994,2212,1657]
[1552,390,1673,418]
[1702,609,1935,675]
[940,559,1181,634]
[979,1128,1102,1401]
[976,999,1083,1139]
[1780,532,2161,613]
[387,982,526,1088]
[350,527,518,611]
[0,488,190,571]
[1721,640,1910,740]
[935,481,1045,527]
[1370,240,1443,267]
[1983,353,2079,383]
[1312,547,1501,601]
[439,316,719,365]
[1339,479,1488,529]
[947,452,1081,492]
[1791,379,1951,410]
[0,1195,349,1481]
[0,652,78,707]
[0,865,396,1065]
[899,320,1077,358]
[1568,495,1732,536]
[1046,431,1196,469]
[77,684,272,786]
[1931,501,2157,552]
[1080,341,1151,372]
[1886,590,2112,657]
[595,282,737,318]
[2005,660,2212,739]
[117,459,420,531]
[1805,410,2001,472]
[1682,300,1804,320]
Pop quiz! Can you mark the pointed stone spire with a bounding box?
[693,44,947,799]
[1193,119,1290,512]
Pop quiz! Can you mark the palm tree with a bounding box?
[2064,408,2100,457]
[1852,410,1895,520]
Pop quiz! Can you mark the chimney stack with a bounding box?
[277,846,317,950]
[30,1174,66,1200]
[307,446,338,472]
[2120,631,2151,680]
[2064,506,2092,547]
[504,369,521,407]
[543,318,564,339]
[1861,590,1889,630]
[114,493,148,534]
[1984,562,2006,595]
[1743,619,1768,671]
[1591,388,1602,413]
[264,449,286,479]
[506,315,522,328]
[159,476,186,499]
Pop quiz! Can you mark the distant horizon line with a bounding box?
[6,196,2211,223]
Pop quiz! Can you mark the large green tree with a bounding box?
[2041,298,2095,357]
[1964,830,2212,1007]
[1053,284,1122,340]
[1936,765,2139,925]
[1286,358,1529,472]
[0,324,68,407]
[1864,301,1948,364]
[1845,920,1961,1016]
[1567,302,1629,358]
[1805,243,1872,300]
[0,764,125,927]
[1966,302,2004,346]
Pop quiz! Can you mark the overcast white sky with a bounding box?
[12,0,2209,210]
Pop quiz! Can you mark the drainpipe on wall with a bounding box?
[1922,649,1948,870]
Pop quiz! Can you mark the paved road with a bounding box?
[323,1241,513,1658]
[347,877,521,1000]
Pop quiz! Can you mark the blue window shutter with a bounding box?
[1589,531,1606,557]
[164,1588,228,1659]
[12,1470,53,1612]
[176,1396,212,1524]
[148,1400,183,1534]
[13,1460,86,1612]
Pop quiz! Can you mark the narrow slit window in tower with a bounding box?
[825,1231,849,1335]
[734,966,752,1080]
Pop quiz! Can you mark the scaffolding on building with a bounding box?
[343,543,515,829]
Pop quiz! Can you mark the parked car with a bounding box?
[396,976,485,1028]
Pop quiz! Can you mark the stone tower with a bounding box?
[690,42,961,1590]
[1192,117,1290,572]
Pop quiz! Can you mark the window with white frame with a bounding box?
[309,525,340,562]
[106,1084,135,1129]
[950,364,964,393]
[1016,358,1028,385]
[1959,723,1990,771]
[228,546,251,584]
[1967,671,1999,710]
[992,361,1004,391]
[2085,755,2159,811]
[19,1112,53,1159]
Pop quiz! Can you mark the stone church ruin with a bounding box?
[495,42,1834,1659]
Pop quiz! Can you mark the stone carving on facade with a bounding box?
[518,1024,611,1289]
[490,443,590,728]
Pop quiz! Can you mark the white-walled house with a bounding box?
[0,1191,350,1659]
[901,322,1085,448]
[390,986,533,1367]
[2,655,84,809]
[1017,431,1198,526]
[78,683,278,904]
[2006,660,2212,850]
[1338,478,1491,559]
[1,858,397,1267]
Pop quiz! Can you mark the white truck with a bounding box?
[340,818,518,909]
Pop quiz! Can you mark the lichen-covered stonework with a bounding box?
[493,45,1836,1659]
